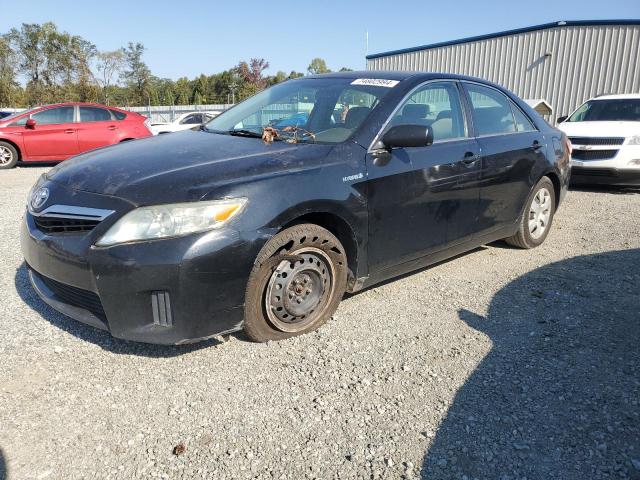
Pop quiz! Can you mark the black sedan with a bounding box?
[21,72,571,344]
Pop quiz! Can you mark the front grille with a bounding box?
[30,205,114,235]
[33,216,100,234]
[36,271,107,321]
[572,149,618,161]
[571,167,617,177]
[568,136,625,146]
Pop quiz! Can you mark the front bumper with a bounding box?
[570,144,640,186]
[570,166,640,186]
[21,190,270,344]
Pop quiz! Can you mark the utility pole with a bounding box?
[229,82,237,105]
[365,31,369,70]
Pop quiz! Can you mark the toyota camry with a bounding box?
[21,72,570,344]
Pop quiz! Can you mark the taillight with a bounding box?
[143,118,152,132]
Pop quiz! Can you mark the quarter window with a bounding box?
[465,83,516,136]
[31,106,75,125]
[511,103,536,132]
[110,109,126,120]
[79,107,112,122]
[389,82,467,142]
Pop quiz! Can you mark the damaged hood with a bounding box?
[46,130,333,205]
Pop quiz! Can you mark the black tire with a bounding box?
[244,224,348,342]
[0,141,18,169]
[505,176,556,249]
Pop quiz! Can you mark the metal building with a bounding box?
[366,20,640,121]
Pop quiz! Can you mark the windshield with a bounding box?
[205,77,397,144]
[568,99,640,122]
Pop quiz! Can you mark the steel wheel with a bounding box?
[528,187,552,239]
[244,223,348,342]
[265,247,335,333]
[0,145,13,166]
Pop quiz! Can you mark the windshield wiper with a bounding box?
[227,129,264,138]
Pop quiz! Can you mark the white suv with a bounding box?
[558,94,640,186]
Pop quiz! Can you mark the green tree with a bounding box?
[0,36,18,106]
[307,58,331,75]
[95,49,125,105]
[121,42,151,105]
[7,22,98,105]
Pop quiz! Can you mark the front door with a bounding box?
[366,81,481,274]
[22,106,79,159]
[462,82,546,232]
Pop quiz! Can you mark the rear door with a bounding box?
[462,82,545,232]
[77,106,120,153]
[22,106,79,159]
[366,80,481,273]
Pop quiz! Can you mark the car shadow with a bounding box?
[14,263,231,357]
[16,161,58,168]
[420,248,640,479]
[0,446,6,480]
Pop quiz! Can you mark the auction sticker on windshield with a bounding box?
[351,78,400,88]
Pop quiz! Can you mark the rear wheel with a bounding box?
[505,176,556,249]
[244,224,348,342]
[0,141,18,169]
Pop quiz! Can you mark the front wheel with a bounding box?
[0,141,18,169]
[244,224,348,342]
[505,176,556,249]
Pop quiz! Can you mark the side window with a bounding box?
[465,83,516,136]
[31,107,75,125]
[511,103,536,132]
[180,114,201,125]
[390,82,467,142]
[79,107,112,122]
[110,109,126,120]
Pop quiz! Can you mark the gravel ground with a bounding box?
[1,166,639,480]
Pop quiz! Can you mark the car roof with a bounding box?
[589,93,640,101]
[305,70,504,86]
[26,102,130,111]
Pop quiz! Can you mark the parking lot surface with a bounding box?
[1,167,639,480]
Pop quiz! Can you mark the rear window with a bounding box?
[110,109,127,120]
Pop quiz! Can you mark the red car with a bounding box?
[0,102,153,169]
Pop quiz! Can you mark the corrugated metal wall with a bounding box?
[367,24,640,120]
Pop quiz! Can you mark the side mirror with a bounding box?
[25,118,36,129]
[556,115,568,124]
[382,124,433,149]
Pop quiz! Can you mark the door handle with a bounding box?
[107,125,117,131]
[64,129,75,134]
[461,151,480,166]
[531,140,544,151]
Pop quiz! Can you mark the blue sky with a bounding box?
[1,0,638,80]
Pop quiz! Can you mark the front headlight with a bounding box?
[627,135,640,145]
[95,198,247,247]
